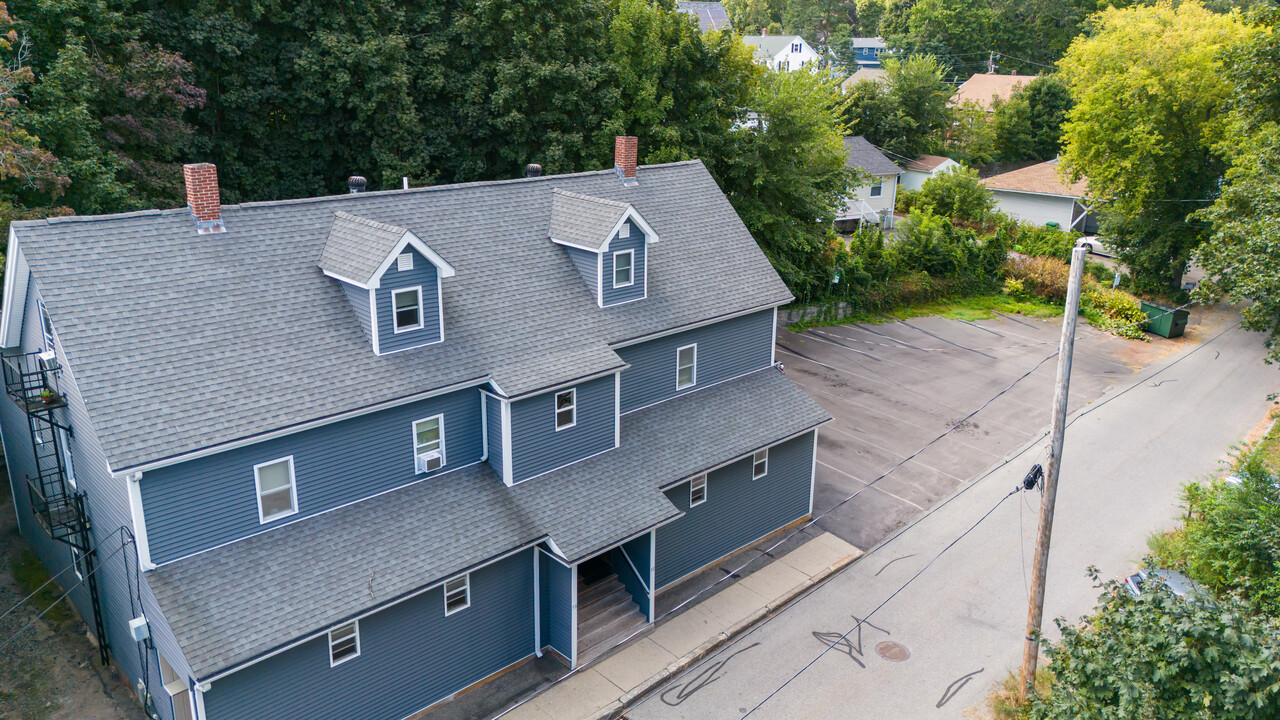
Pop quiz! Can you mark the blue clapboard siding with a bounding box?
[564,246,601,304]
[485,393,506,480]
[601,222,645,307]
[540,550,574,659]
[509,374,616,483]
[338,280,373,341]
[655,430,814,588]
[375,247,441,353]
[0,278,187,718]
[202,549,535,720]
[613,532,653,620]
[616,309,774,413]
[141,387,483,565]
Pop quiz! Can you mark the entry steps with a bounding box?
[576,573,647,664]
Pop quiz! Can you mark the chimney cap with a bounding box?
[348,176,367,194]
[525,164,543,178]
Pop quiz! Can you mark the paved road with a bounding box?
[630,311,1276,719]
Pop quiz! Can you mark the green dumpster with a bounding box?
[1140,300,1189,338]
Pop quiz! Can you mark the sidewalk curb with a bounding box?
[596,550,863,719]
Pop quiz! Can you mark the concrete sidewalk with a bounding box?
[502,532,862,720]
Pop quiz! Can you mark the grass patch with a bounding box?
[10,548,72,624]
[789,294,1060,331]
[1251,416,1280,473]
[988,669,1052,719]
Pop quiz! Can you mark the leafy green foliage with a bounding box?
[1030,568,1280,720]
[882,54,952,157]
[841,77,912,157]
[1010,223,1076,262]
[991,75,1072,162]
[941,100,996,166]
[909,166,995,225]
[1081,287,1147,340]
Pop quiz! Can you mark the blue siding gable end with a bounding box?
[601,221,646,307]
[375,246,442,354]
[509,374,616,483]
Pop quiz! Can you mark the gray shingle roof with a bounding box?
[146,367,830,678]
[742,35,806,60]
[675,1,731,31]
[548,189,630,251]
[13,161,793,471]
[844,136,902,177]
[317,212,411,286]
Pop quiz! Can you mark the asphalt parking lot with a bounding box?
[778,312,1144,550]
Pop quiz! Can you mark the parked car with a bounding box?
[1075,235,1111,256]
[1124,568,1205,600]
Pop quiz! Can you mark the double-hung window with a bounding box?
[690,475,707,506]
[791,42,801,53]
[753,449,768,479]
[254,457,297,523]
[392,287,423,332]
[613,250,634,288]
[555,389,576,431]
[328,621,360,666]
[413,416,444,473]
[869,182,883,198]
[444,575,470,615]
[676,344,697,390]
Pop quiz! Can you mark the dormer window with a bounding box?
[393,288,423,333]
[613,250,634,288]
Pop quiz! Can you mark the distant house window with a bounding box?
[254,457,298,523]
[676,344,697,390]
[613,250,634,288]
[753,449,768,479]
[555,389,576,431]
[413,416,444,473]
[392,287,423,332]
[328,621,360,666]
[791,42,801,53]
[690,475,707,506]
[869,182,883,197]
[397,253,413,272]
[444,575,470,615]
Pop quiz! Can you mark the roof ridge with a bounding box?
[550,188,631,208]
[331,210,408,235]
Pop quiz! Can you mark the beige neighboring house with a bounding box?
[981,159,1096,231]
[953,73,1038,111]
[840,67,888,93]
[837,136,902,231]
[901,154,963,191]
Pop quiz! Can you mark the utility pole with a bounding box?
[987,51,996,74]
[1019,247,1087,703]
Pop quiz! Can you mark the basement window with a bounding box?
[555,389,576,431]
[444,575,470,616]
[392,287,423,333]
[753,449,768,479]
[328,621,360,666]
[254,457,297,523]
[690,475,707,507]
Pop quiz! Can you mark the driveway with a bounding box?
[776,311,1145,550]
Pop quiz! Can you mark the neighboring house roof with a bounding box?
[675,1,731,31]
[12,161,792,472]
[953,73,1037,111]
[843,136,902,177]
[851,37,886,49]
[148,367,830,679]
[905,154,954,172]
[742,35,809,62]
[840,67,887,92]
[981,159,1088,198]
[548,189,631,251]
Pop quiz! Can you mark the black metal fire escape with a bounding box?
[2,350,109,665]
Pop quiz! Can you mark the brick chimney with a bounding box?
[182,163,225,234]
[614,136,638,186]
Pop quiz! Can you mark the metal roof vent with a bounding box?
[348,176,367,194]
[526,164,542,178]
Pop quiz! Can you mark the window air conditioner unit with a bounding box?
[416,451,443,474]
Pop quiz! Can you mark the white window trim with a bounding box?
[443,574,471,616]
[554,388,576,431]
[328,620,360,667]
[71,546,84,580]
[38,300,55,352]
[676,343,697,390]
[254,456,298,524]
[59,428,75,489]
[391,286,424,334]
[690,475,707,507]
[613,249,634,288]
[869,182,883,197]
[412,415,445,472]
[753,449,768,479]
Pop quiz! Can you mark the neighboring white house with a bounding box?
[742,35,820,72]
[837,136,902,231]
[901,154,963,191]
[981,159,1096,231]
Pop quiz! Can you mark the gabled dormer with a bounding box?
[319,212,456,355]
[549,189,658,308]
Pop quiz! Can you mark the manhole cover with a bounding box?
[876,640,910,662]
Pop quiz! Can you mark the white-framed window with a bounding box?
[676,344,697,390]
[71,546,84,581]
[791,42,801,53]
[159,653,194,720]
[413,415,444,473]
[58,428,75,489]
[254,457,298,524]
[444,574,470,615]
[39,301,55,353]
[690,475,707,507]
[396,253,414,272]
[619,222,630,239]
[869,182,883,197]
[613,250,634,288]
[392,287,423,333]
[555,389,576,431]
[328,621,360,666]
[753,449,768,479]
